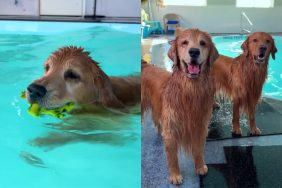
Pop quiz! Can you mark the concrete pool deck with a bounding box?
[142,111,282,188]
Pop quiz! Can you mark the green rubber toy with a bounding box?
[21,91,75,119]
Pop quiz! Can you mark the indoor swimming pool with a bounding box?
[0,21,140,188]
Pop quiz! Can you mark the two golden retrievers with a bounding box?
[142,28,219,184]
[142,30,277,184]
[213,32,277,136]
[26,46,140,111]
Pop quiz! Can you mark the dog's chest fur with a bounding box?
[161,70,215,127]
[232,57,268,102]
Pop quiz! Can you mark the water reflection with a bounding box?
[30,105,140,150]
[201,146,259,188]
[20,151,47,168]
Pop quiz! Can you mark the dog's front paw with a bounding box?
[250,127,261,136]
[169,174,183,185]
[231,128,242,136]
[196,165,208,176]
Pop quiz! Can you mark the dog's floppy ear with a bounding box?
[202,31,219,66]
[241,36,249,56]
[208,42,219,66]
[271,39,277,60]
[100,90,126,110]
[95,75,126,111]
[168,28,183,67]
[168,39,179,67]
[168,39,176,62]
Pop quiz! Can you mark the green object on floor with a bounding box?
[144,21,164,35]
[21,91,75,119]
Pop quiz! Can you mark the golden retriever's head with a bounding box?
[241,32,277,64]
[168,28,218,78]
[26,46,123,109]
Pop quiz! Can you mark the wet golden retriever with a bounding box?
[212,32,277,135]
[142,28,219,184]
[26,46,140,111]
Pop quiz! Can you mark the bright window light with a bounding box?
[164,0,207,6]
[236,0,274,8]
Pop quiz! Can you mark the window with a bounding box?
[164,0,207,6]
[236,0,274,8]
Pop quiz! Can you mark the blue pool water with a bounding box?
[0,21,140,188]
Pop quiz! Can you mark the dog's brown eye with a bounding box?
[200,40,206,46]
[64,70,80,81]
[182,40,188,46]
[44,64,50,72]
[253,39,258,43]
[266,39,270,44]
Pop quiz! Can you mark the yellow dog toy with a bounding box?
[21,91,75,119]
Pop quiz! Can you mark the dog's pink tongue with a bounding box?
[188,64,200,74]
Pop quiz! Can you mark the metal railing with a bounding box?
[240,12,253,34]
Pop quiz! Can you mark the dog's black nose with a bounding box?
[189,48,200,58]
[27,83,47,101]
[259,46,267,52]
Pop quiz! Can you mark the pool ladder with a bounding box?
[240,12,253,34]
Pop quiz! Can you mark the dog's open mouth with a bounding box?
[187,63,201,78]
[254,54,265,63]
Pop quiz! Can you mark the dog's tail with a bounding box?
[141,60,153,123]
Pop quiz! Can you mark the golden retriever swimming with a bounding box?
[26,46,140,111]
[142,28,219,184]
[212,32,277,136]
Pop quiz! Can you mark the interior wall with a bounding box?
[149,0,282,33]
[85,0,95,16]
[40,0,94,16]
[0,0,140,17]
[0,0,39,16]
[96,0,140,17]
[40,0,83,16]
